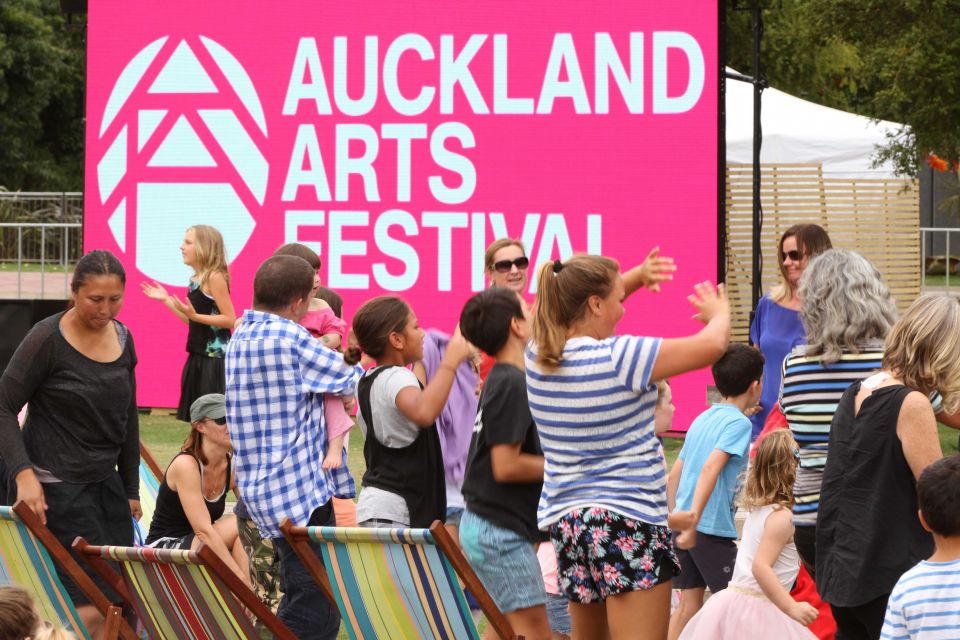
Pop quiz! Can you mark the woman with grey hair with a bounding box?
[780,249,957,573]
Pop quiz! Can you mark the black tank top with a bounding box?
[145,452,231,544]
[359,366,446,528]
[185,281,231,357]
[816,383,933,607]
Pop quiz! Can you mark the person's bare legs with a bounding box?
[606,581,673,640]
[78,604,105,640]
[569,601,609,640]
[212,514,249,575]
[666,587,703,640]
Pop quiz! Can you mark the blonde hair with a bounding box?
[740,430,797,511]
[33,622,76,640]
[532,255,619,368]
[484,238,526,272]
[770,223,833,302]
[188,225,230,291]
[883,294,960,414]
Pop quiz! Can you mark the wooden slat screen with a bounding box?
[725,163,919,342]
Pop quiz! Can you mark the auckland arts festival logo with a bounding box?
[95,36,267,285]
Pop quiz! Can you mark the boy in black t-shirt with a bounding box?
[458,287,551,640]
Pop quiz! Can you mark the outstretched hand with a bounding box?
[688,281,728,324]
[637,246,676,292]
[140,280,170,302]
[170,295,197,321]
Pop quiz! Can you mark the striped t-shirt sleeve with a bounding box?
[610,335,661,393]
[881,560,960,640]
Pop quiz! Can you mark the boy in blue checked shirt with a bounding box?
[666,343,765,640]
[225,255,362,640]
[881,454,960,640]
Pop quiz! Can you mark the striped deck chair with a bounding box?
[279,519,518,640]
[135,441,163,545]
[73,538,296,640]
[0,502,137,640]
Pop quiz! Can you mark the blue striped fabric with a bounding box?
[780,342,943,527]
[525,335,664,528]
[881,559,960,639]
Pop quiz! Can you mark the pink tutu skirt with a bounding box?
[679,584,817,640]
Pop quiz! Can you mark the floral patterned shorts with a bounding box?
[549,507,680,603]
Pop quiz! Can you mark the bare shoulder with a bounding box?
[900,390,937,421]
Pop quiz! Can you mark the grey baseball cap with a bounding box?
[190,393,226,423]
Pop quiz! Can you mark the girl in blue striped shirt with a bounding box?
[526,254,730,639]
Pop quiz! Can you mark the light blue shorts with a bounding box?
[459,509,547,613]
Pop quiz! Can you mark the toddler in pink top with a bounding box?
[301,306,353,468]
[274,244,354,470]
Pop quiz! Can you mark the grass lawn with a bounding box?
[138,412,959,638]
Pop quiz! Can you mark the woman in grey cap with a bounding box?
[145,393,249,586]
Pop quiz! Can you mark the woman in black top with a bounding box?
[146,393,249,587]
[817,295,958,640]
[0,251,139,639]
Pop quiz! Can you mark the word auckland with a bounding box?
[282,31,706,117]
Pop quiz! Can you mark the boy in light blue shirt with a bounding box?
[666,343,764,640]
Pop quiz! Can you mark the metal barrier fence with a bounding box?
[0,193,83,299]
[920,227,960,290]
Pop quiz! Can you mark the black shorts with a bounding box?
[673,531,737,592]
[43,473,134,605]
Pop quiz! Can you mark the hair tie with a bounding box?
[553,259,564,274]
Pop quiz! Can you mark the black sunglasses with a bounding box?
[783,250,805,262]
[493,256,529,273]
[207,416,227,426]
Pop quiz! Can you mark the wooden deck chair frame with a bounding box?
[279,518,519,640]
[139,440,164,482]
[7,501,138,640]
[73,536,297,640]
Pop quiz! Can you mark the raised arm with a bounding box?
[394,331,472,427]
[172,272,237,330]
[140,281,190,324]
[649,282,730,381]
[622,246,677,298]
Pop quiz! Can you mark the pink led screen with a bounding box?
[85,0,721,428]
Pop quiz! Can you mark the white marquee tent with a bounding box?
[725,69,904,179]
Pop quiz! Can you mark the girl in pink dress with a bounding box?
[680,430,818,640]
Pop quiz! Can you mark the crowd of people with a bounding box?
[0,222,959,640]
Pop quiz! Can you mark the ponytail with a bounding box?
[343,345,363,366]
[532,254,619,368]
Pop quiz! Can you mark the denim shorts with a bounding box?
[459,509,547,613]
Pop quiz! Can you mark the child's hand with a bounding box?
[140,280,170,302]
[445,326,472,365]
[688,281,728,324]
[670,510,698,549]
[636,246,677,293]
[171,295,197,320]
[341,396,356,413]
[321,450,342,470]
[788,601,818,625]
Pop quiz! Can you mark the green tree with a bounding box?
[726,0,960,177]
[0,0,85,191]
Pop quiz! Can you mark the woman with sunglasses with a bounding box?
[485,238,532,293]
[749,224,832,439]
[145,393,249,587]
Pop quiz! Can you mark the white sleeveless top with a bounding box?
[730,504,800,592]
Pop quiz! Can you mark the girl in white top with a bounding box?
[680,430,818,639]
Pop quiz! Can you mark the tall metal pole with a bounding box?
[750,3,764,310]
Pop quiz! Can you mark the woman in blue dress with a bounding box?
[749,224,832,439]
